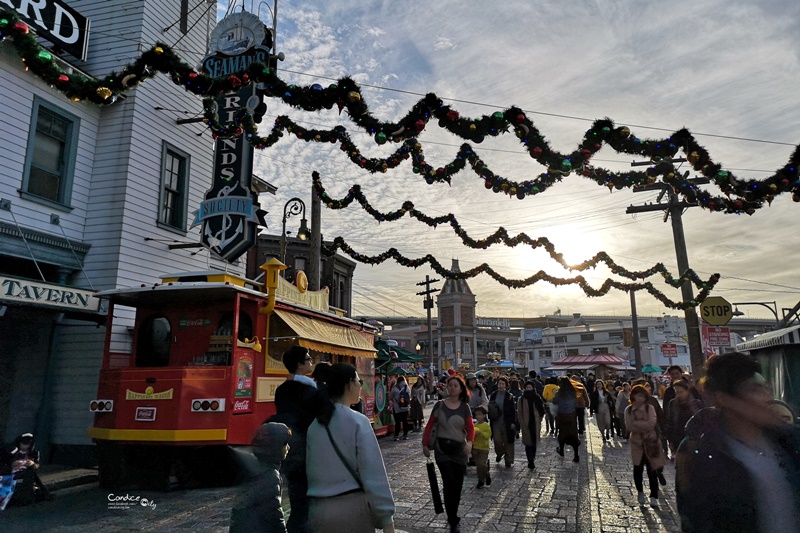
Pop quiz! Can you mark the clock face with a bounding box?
[209,12,266,56]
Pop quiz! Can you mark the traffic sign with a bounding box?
[704,325,731,346]
[662,343,678,357]
[699,296,733,326]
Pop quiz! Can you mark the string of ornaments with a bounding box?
[1,7,798,213]
[312,172,719,309]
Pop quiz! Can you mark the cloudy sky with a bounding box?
[218,0,800,321]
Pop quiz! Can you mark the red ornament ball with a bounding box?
[57,74,69,83]
[532,147,543,157]
[484,180,493,189]
[447,110,459,121]
[515,114,525,124]
[414,119,426,131]
[228,75,242,88]
[734,200,743,210]
[188,73,198,80]
[13,21,29,34]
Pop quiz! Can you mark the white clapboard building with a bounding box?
[0,0,248,465]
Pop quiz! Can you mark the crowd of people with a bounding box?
[238,346,800,533]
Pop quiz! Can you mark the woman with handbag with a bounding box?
[624,384,666,509]
[422,375,474,533]
[306,363,396,533]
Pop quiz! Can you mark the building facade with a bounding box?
[0,1,241,464]
[246,234,357,317]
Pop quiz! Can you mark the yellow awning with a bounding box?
[273,309,376,359]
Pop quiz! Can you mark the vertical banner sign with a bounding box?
[233,352,254,413]
[196,11,271,262]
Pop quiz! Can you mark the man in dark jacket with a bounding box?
[269,346,322,533]
[676,353,800,533]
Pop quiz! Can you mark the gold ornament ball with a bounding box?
[347,91,361,102]
[500,183,508,191]
[647,176,657,184]
[509,187,517,196]
[154,46,164,55]
[469,124,476,132]
[687,151,700,164]
[769,184,778,192]
[620,126,631,137]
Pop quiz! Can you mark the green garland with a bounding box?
[3,6,798,213]
[311,171,717,289]
[321,236,718,310]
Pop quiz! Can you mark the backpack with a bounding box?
[398,387,410,408]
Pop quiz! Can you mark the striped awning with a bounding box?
[736,324,800,352]
[273,309,376,358]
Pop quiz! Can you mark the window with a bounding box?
[581,333,594,341]
[158,142,190,231]
[21,98,80,207]
[639,329,649,340]
[591,347,609,354]
[539,349,552,357]
[567,348,579,355]
[555,336,567,343]
[294,257,307,272]
[136,315,171,367]
[609,331,623,339]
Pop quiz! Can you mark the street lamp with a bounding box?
[732,301,780,326]
[279,198,310,277]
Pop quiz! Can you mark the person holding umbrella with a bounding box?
[422,375,474,533]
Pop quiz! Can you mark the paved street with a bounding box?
[1,409,681,532]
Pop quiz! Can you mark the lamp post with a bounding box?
[732,301,780,326]
[280,197,310,277]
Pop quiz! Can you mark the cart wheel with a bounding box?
[96,441,128,489]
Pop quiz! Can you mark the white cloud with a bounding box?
[221,0,800,320]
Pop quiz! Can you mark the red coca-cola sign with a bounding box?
[232,399,251,413]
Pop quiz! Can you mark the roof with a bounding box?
[543,364,597,371]
[735,324,800,352]
[440,259,473,295]
[550,354,624,365]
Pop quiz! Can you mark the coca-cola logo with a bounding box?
[233,400,250,411]
[178,318,211,329]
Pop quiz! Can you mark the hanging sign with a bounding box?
[1,0,90,60]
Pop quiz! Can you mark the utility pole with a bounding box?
[630,290,643,376]
[416,276,440,376]
[626,160,709,378]
[308,184,321,291]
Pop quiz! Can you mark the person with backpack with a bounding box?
[390,376,412,440]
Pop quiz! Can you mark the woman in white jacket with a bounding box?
[306,364,396,533]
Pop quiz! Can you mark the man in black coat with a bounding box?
[676,353,800,533]
[269,346,323,533]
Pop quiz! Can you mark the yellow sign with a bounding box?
[125,388,174,400]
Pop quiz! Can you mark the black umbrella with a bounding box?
[426,457,444,514]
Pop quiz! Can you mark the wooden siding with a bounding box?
[0,1,257,447]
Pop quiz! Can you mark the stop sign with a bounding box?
[700,296,733,326]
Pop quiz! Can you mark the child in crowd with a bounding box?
[472,406,492,488]
[230,422,292,533]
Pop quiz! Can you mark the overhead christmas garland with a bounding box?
[3,7,798,212]
[321,237,718,310]
[311,171,716,290]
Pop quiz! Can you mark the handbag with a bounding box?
[436,437,465,456]
[323,424,382,528]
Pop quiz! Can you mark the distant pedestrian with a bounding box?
[488,377,517,467]
[676,353,800,533]
[422,375,474,533]
[615,383,631,438]
[230,422,291,533]
[552,378,581,462]
[625,384,665,509]
[590,380,615,441]
[472,406,492,488]
[570,377,590,435]
[586,373,596,415]
[465,373,489,412]
[390,376,412,440]
[410,378,426,431]
[307,363,396,533]
[518,381,545,469]
[542,377,559,436]
[664,380,703,458]
[528,371,545,396]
